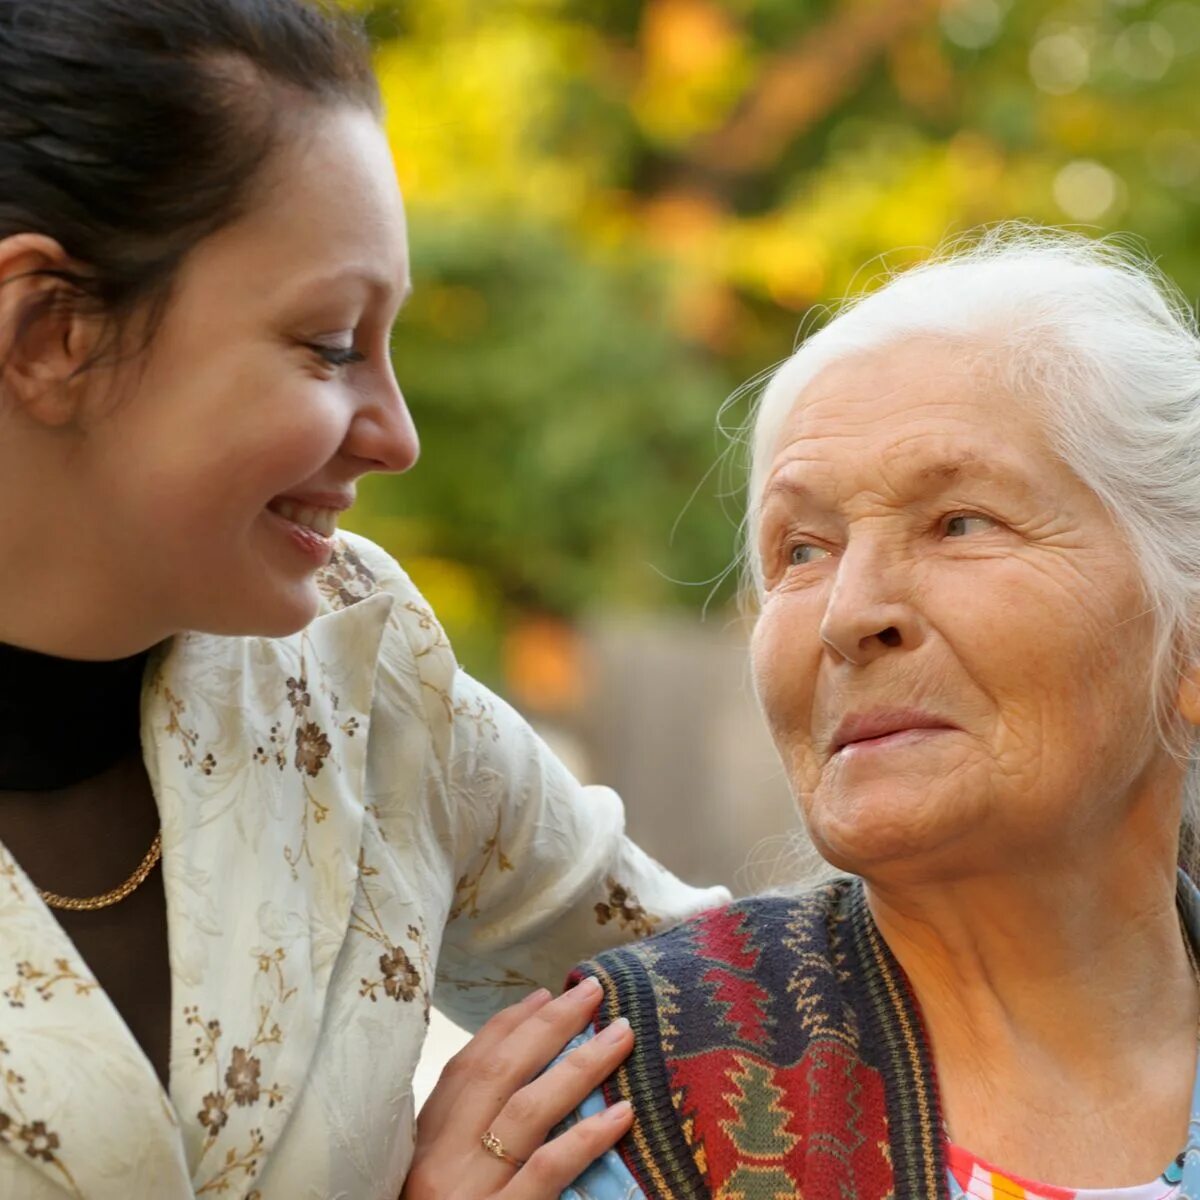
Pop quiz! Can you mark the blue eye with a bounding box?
[789,542,829,566]
[945,514,994,537]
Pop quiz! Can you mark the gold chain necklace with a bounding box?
[36,832,162,912]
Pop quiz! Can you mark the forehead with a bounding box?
[763,337,1062,500]
[192,105,410,306]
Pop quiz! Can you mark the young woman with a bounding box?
[0,2,725,1196]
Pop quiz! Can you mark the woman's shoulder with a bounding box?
[580,876,857,957]
[569,876,863,1013]
[559,876,885,1200]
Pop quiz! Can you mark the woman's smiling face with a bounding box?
[69,104,418,641]
[751,336,1176,880]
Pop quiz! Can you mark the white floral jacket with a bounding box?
[0,533,728,1200]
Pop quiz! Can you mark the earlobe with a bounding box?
[13,371,81,428]
[1177,664,1200,728]
[0,233,93,428]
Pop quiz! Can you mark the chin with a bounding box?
[251,584,324,638]
[188,578,323,640]
[800,781,978,878]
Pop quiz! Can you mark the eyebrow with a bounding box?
[761,452,1033,508]
[913,454,1008,488]
[291,266,412,307]
[760,476,815,506]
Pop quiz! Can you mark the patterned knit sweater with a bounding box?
[567,877,948,1200]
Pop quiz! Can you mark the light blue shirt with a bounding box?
[553,1031,642,1200]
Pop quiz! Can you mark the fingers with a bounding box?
[500,1101,634,1200]
[417,987,553,1141]
[405,980,637,1200]
[449,976,609,1138]
[487,1016,634,1163]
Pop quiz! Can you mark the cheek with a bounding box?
[219,377,346,475]
[751,597,822,755]
[238,421,341,488]
[1052,602,1158,763]
[933,559,1157,771]
[134,339,347,465]
[145,384,345,514]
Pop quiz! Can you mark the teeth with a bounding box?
[272,499,338,538]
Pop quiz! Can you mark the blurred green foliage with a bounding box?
[340,0,1200,679]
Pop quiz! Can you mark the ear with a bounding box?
[1176,660,1200,728]
[0,233,99,427]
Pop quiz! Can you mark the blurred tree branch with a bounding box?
[689,0,941,176]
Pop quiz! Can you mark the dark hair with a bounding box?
[0,0,379,367]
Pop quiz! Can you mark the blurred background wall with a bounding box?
[335,0,1200,1097]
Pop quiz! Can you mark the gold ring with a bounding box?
[481,1129,526,1170]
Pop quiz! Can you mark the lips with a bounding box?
[831,708,957,753]
[266,492,355,540]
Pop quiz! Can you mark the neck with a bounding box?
[866,805,1196,1093]
[0,422,168,658]
[0,641,151,790]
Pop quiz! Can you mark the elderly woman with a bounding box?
[409,229,1200,1200]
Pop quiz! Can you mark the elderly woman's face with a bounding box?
[752,337,1172,878]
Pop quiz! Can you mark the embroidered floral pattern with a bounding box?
[187,947,294,1194]
[402,600,450,657]
[197,1092,228,1137]
[358,922,430,1019]
[194,1128,266,1197]
[450,812,514,921]
[258,646,341,877]
[451,693,500,743]
[293,721,331,778]
[351,851,432,1019]
[226,1046,263,1106]
[437,965,543,993]
[391,598,462,724]
[314,543,378,610]
[286,676,311,711]
[594,877,660,939]
[418,676,505,740]
[18,1121,59,1162]
[4,959,98,1008]
[379,944,422,1002]
[159,683,206,772]
[0,1015,80,1195]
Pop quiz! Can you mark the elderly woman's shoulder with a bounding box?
[571,875,864,998]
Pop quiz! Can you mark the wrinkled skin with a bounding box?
[751,337,1176,884]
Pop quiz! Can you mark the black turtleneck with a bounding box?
[0,642,150,792]
[0,640,172,1086]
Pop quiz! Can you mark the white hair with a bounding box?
[746,224,1200,877]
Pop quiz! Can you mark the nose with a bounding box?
[343,359,420,475]
[818,542,923,667]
